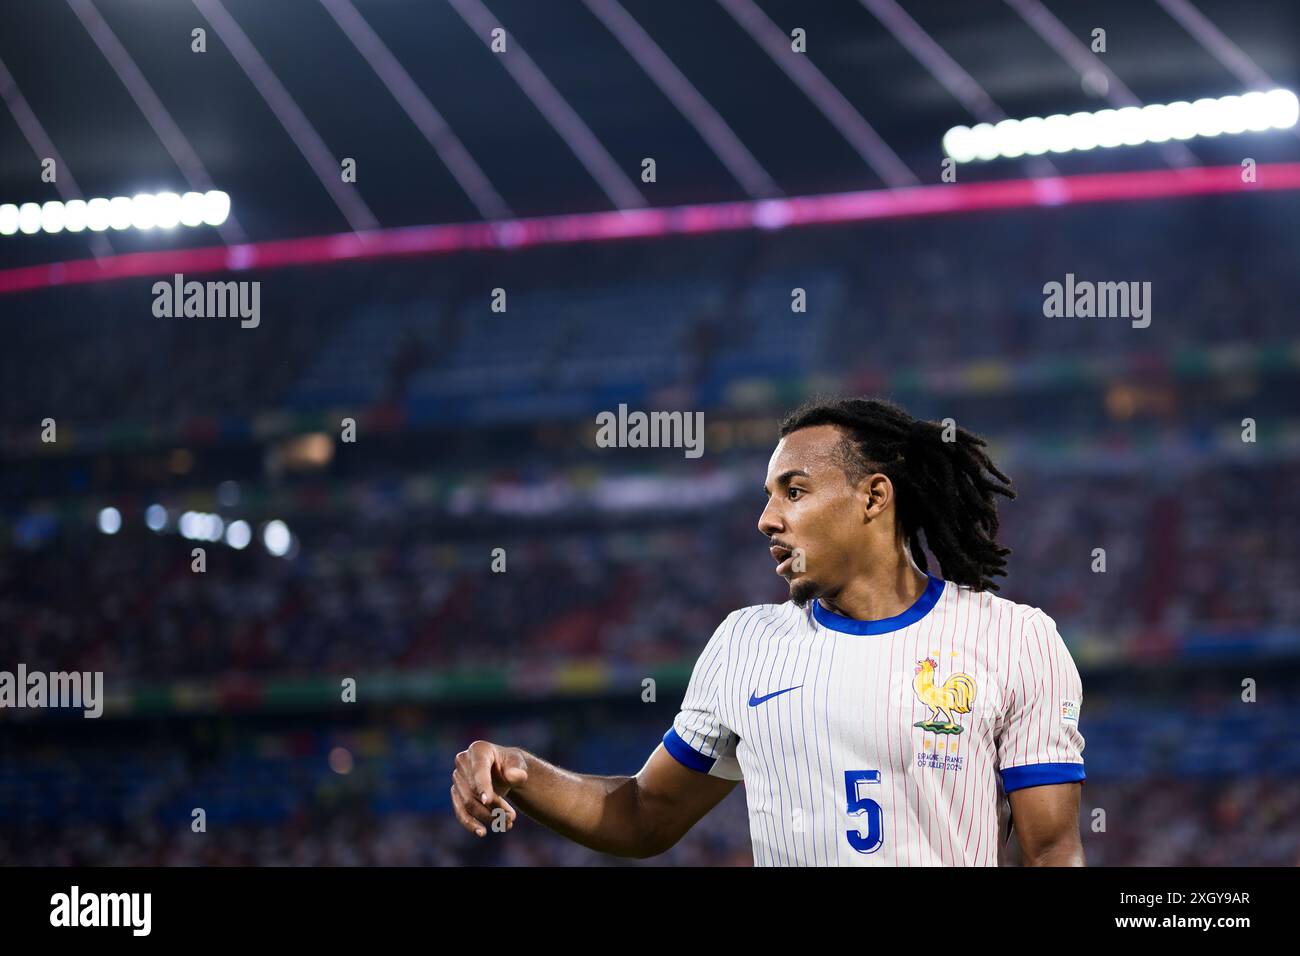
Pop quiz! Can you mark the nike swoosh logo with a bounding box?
[748,685,803,707]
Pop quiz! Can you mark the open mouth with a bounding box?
[769,542,796,575]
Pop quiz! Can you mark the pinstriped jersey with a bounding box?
[662,573,1086,866]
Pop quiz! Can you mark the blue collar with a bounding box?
[812,574,945,635]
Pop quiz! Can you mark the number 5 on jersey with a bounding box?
[845,770,883,853]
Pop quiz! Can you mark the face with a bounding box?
[758,424,885,607]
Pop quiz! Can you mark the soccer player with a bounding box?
[451,397,1086,865]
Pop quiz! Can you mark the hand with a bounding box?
[451,740,529,838]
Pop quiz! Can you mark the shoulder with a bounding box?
[975,590,1081,693]
[948,582,1060,638]
[723,601,807,629]
[686,604,799,677]
[946,585,1073,677]
[711,602,807,641]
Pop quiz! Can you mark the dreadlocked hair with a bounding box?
[778,396,1016,592]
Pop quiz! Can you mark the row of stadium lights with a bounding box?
[2,91,1294,238]
[96,505,293,558]
[944,89,1298,163]
[0,190,230,237]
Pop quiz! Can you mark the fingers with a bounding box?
[452,742,521,837]
[451,772,516,835]
[452,747,496,836]
[484,791,518,830]
[492,756,526,826]
[491,753,528,829]
[451,768,493,836]
[467,740,498,806]
[450,784,487,837]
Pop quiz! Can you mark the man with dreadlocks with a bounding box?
[450,397,1085,866]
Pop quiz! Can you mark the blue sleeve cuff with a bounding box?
[1001,762,1086,792]
[662,727,717,774]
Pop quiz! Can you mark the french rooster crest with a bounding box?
[911,657,976,735]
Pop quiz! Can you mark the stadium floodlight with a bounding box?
[263,519,291,557]
[179,510,227,541]
[201,190,230,227]
[225,520,252,550]
[178,511,201,540]
[97,507,121,535]
[86,197,111,232]
[179,191,206,227]
[40,201,66,234]
[63,199,88,232]
[154,192,183,229]
[130,193,158,230]
[19,202,41,235]
[145,504,167,532]
[108,197,133,231]
[0,189,230,238]
[943,88,1299,162]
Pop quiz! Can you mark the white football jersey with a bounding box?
[663,573,1086,866]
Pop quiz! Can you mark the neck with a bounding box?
[818,559,929,621]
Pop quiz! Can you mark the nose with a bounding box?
[757,497,783,538]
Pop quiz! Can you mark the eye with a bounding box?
[787,487,804,500]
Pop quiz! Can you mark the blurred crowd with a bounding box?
[4,711,1295,867]
[11,782,1297,866]
[2,457,1296,683]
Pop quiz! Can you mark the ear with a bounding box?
[859,472,893,521]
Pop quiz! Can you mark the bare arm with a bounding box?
[1008,782,1085,866]
[451,740,738,859]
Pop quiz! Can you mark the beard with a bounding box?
[789,576,820,608]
